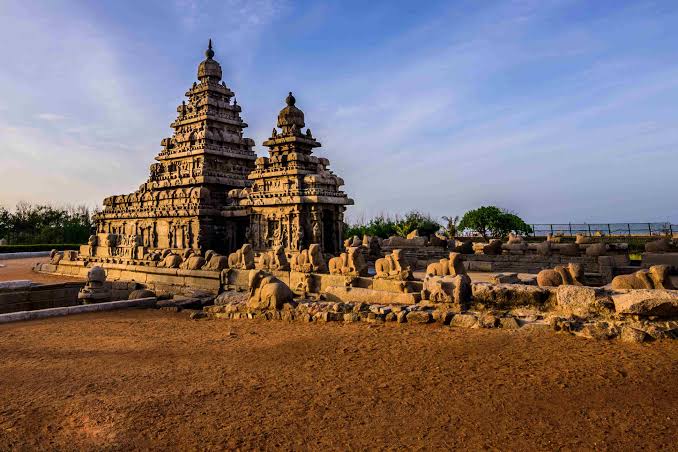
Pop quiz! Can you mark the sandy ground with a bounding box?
[0,310,676,450]
[0,257,83,284]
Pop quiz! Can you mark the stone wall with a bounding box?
[34,260,221,296]
[0,279,142,315]
[0,282,84,314]
[392,247,633,284]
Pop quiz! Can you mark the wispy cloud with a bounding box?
[35,113,66,121]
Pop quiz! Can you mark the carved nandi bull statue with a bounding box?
[247,270,295,311]
[537,263,585,287]
[425,252,466,277]
[375,249,412,280]
[228,244,255,270]
[611,265,674,290]
[290,244,327,273]
[328,246,368,277]
[257,245,290,271]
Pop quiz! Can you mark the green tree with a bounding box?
[393,211,441,238]
[457,206,532,238]
[441,215,459,238]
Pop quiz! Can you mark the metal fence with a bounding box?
[528,223,676,237]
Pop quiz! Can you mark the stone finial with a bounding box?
[206,38,215,59]
[286,91,296,106]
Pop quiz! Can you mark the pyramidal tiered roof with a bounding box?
[98,41,256,219]
[94,41,257,252]
[236,92,352,207]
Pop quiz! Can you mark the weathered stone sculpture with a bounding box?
[558,243,580,256]
[362,235,381,259]
[328,246,368,276]
[535,240,552,256]
[160,251,183,269]
[585,242,608,257]
[575,234,594,245]
[78,266,111,303]
[425,252,466,277]
[257,245,290,271]
[49,249,63,264]
[180,254,207,270]
[611,265,675,290]
[507,233,525,245]
[537,263,584,287]
[375,249,412,280]
[247,270,295,310]
[483,239,503,255]
[343,236,362,249]
[645,238,671,253]
[228,244,255,270]
[452,239,474,254]
[421,252,471,309]
[202,250,229,271]
[290,244,327,273]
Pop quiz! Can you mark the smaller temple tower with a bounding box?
[230,92,353,254]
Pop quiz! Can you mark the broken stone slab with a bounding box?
[450,313,478,328]
[620,326,649,343]
[472,282,553,309]
[406,310,432,324]
[324,286,419,305]
[0,280,35,291]
[556,285,613,318]
[612,289,678,317]
[0,297,156,324]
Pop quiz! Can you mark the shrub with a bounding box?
[457,206,532,238]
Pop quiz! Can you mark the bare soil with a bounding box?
[0,310,676,450]
[0,257,83,284]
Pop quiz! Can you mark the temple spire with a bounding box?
[205,38,215,59]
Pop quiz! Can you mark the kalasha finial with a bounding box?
[286,91,296,106]
[205,39,215,59]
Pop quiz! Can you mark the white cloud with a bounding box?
[35,113,65,121]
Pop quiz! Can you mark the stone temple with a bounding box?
[90,41,351,259]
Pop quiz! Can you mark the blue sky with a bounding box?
[0,0,676,223]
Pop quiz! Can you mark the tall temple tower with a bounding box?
[230,92,353,254]
[93,41,257,254]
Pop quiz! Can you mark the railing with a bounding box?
[528,223,676,237]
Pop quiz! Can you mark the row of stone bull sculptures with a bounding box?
[535,262,674,290]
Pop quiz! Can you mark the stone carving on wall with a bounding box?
[229,92,353,255]
[89,41,257,255]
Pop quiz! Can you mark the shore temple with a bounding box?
[93,41,353,258]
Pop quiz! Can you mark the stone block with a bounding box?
[406,310,432,324]
[472,282,552,309]
[612,289,678,317]
[450,313,478,328]
[556,285,608,318]
[323,286,419,305]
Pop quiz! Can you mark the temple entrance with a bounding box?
[323,209,337,254]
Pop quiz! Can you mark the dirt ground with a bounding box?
[0,310,676,450]
[0,257,83,284]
